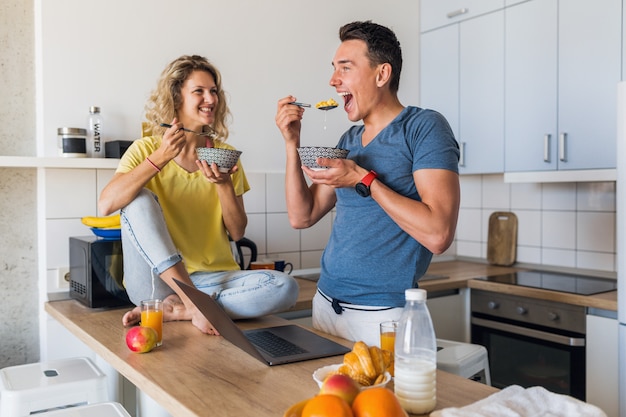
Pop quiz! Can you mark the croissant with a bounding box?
[337,356,372,386]
[369,345,393,376]
[353,341,377,379]
[334,341,393,386]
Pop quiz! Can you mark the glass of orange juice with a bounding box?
[380,320,398,376]
[141,299,163,346]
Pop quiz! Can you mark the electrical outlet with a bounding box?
[57,267,70,289]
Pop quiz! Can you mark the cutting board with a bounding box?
[487,211,518,266]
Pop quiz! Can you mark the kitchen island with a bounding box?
[45,299,498,417]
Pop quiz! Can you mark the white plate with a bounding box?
[312,364,391,390]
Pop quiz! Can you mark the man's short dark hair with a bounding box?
[339,21,403,93]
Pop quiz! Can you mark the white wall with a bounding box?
[37,0,421,172]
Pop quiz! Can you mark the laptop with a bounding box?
[173,279,350,365]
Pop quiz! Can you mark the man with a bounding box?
[275,21,460,345]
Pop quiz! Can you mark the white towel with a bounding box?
[430,385,607,417]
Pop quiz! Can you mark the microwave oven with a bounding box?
[69,236,132,308]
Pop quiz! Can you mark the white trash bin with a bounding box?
[0,357,108,416]
[436,339,491,385]
[34,401,131,417]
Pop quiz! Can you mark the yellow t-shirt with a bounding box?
[117,136,250,273]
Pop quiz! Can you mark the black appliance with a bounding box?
[471,270,616,400]
[105,140,133,158]
[69,236,132,308]
[475,270,617,295]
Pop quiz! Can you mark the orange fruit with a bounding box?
[283,397,312,417]
[302,394,354,417]
[351,388,408,417]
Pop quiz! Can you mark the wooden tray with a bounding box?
[487,211,518,266]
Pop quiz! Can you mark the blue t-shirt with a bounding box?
[317,106,459,307]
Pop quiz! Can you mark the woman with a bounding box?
[99,55,298,335]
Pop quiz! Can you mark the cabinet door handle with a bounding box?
[447,8,469,18]
[543,134,551,162]
[559,132,567,162]
[459,142,465,167]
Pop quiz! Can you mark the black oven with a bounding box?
[471,289,586,400]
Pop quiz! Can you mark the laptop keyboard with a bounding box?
[246,330,307,357]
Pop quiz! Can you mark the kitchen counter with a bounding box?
[45,299,498,417]
[293,260,617,312]
[427,260,617,311]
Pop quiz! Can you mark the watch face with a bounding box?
[355,182,370,197]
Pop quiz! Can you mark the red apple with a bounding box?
[319,374,361,405]
[125,326,158,353]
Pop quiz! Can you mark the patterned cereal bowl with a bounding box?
[196,147,242,173]
[297,146,349,170]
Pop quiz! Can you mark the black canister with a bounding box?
[57,127,87,157]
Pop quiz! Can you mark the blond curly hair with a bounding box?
[144,55,231,140]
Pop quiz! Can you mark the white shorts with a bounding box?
[312,289,404,347]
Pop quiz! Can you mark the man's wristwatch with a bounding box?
[355,170,378,197]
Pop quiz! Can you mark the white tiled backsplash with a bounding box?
[243,172,330,269]
[44,170,617,296]
[457,174,616,272]
[44,170,331,285]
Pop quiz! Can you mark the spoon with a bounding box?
[289,102,311,108]
[317,105,338,111]
[159,123,216,138]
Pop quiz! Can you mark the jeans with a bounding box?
[120,189,299,319]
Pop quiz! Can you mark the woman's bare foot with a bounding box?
[122,293,218,335]
[122,306,141,326]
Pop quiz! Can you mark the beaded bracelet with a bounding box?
[146,157,161,172]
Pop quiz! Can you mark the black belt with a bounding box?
[317,289,395,315]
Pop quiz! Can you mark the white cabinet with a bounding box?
[420,0,504,32]
[504,0,557,172]
[420,26,459,140]
[459,11,504,174]
[586,312,618,417]
[421,9,504,174]
[504,0,622,172]
[622,4,626,81]
[421,0,622,179]
[428,289,469,342]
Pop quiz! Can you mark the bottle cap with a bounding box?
[89,106,101,114]
[405,288,427,301]
[57,127,87,136]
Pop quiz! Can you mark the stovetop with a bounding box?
[476,270,617,295]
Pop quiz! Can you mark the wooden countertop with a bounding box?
[45,300,498,417]
[293,260,618,312]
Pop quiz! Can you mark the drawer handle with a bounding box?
[559,132,567,162]
[543,134,551,162]
[471,317,585,346]
[459,141,466,167]
[447,8,469,18]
